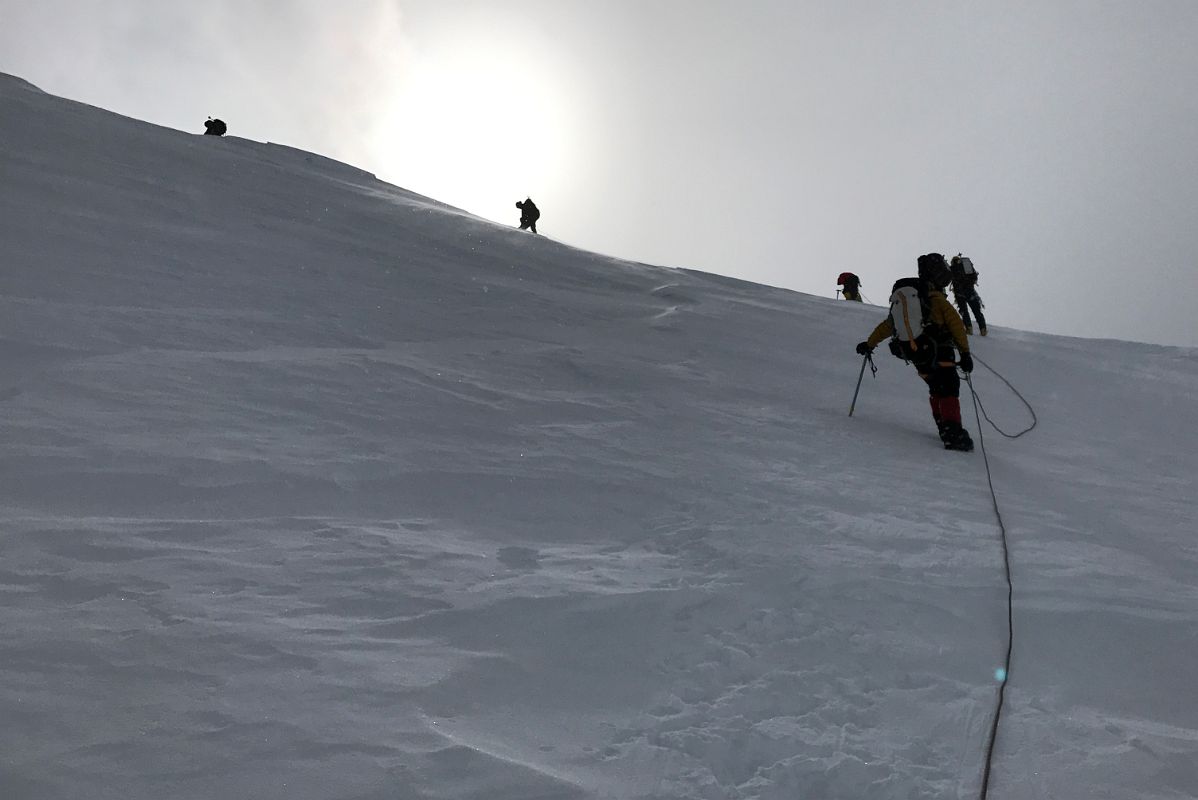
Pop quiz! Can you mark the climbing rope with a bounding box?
[972,354,1037,438]
[848,347,1034,796]
[964,354,1035,799]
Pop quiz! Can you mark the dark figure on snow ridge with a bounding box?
[515,198,540,233]
[203,117,227,136]
[855,253,975,452]
[837,271,863,302]
[949,253,987,336]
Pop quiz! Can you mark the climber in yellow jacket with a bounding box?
[855,253,975,451]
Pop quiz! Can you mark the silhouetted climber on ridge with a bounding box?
[837,272,863,302]
[516,198,540,233]
[203,117,227,136]
[950,253,987,335]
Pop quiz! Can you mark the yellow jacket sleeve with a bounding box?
[865,317,894,348]
[930,293,970,353]
[863,291,969,353]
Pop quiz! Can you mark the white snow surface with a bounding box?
[2,73,1197,800]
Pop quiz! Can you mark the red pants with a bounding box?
[929,395,962,426]
[919,363,962,427]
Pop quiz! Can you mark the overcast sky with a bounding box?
[4,0,1197,346]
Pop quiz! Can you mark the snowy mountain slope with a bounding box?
[2,72,1196,800]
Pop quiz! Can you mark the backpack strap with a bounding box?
[896,292,920,347]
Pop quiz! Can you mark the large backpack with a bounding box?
[951,255,978,288]
[887,278,934,361]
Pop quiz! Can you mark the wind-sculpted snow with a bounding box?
[1,72,1197,799]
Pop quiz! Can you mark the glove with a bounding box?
[958,352,974,373]
[856,341,873,356]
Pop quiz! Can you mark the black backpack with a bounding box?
[951,256,978,288]
[204,118,227,136]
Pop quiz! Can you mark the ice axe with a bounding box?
[848,352,876,417]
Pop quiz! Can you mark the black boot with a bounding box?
[937,422,952,446]
[942,424,974,452]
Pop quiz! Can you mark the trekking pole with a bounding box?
[848,353,876,416]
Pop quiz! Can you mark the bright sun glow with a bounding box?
[371,26,581,227]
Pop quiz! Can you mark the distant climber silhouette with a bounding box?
[837,272,863,302]
[515,198,540,233]
[203,117,227,136]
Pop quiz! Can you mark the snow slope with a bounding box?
[2,72,1196,800]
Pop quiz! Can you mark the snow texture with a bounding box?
[2,72,1197,800]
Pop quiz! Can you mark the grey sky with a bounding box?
[4,0,1196,346]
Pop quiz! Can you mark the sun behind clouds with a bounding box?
[370,18,583,228]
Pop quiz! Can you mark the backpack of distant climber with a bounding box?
[950,254,977,288]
